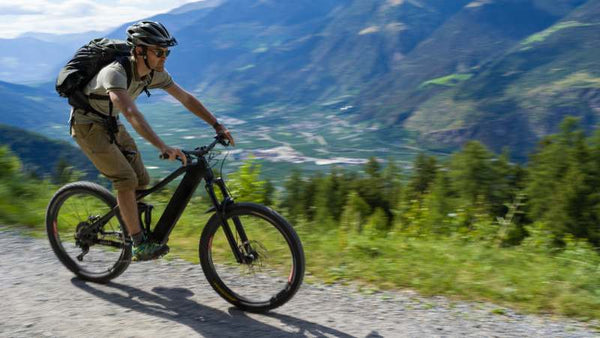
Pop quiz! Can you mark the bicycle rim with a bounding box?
[51,189,127,278]
[204,209,302,310]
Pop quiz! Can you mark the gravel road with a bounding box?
[1,227,597,338]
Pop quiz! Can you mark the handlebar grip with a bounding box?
[160,153,188,163]
[216,134,230,146]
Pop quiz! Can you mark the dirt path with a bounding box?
[0,227,596,337]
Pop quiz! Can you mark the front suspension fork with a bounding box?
[206,178,252,263]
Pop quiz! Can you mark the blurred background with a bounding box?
[0,0,599,321]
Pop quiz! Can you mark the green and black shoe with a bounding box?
[132,240,169,261]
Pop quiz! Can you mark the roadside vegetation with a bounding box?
[0,116,598,321]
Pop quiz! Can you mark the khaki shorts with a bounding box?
[72,123,150,191]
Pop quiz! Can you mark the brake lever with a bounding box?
[216,134,230,146]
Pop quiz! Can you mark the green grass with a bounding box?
[419,74,473,89]
[2,174,599,321]
[521,21,596,46]
[524,72,600,98]
[295,225,600,320]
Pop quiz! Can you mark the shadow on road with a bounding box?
[71,278,356,337]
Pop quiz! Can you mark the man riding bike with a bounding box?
[69,21,235,261]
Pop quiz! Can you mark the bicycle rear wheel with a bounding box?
[46,182,131,283]
[199,203,305,313]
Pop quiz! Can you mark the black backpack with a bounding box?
[56,38,132,96]
[56,38,151,143]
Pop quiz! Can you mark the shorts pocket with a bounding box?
[73,124,93,139]
[80,124,111,154]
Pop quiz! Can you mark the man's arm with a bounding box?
[109,89,187,164]
[164,82,235,146]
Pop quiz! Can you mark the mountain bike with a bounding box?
[46,135,305,313]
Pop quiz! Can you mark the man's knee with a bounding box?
[137,172,150,188]
[112,175,139,191]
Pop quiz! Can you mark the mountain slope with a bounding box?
[0,81,67,131]
[1,0,599,162]
[362,0,584,123]
[404,0,600,158]
[0,124,98,179]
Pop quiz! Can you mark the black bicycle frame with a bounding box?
[138,155,250,263]
[134,156,221,245]
[85,150,250,263]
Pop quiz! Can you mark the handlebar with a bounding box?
[159,134,230,162]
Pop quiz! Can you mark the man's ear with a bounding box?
[138,46,148,59]
[133,46,145,56]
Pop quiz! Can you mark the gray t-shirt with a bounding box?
[72,56,173,124]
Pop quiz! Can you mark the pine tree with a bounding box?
[282,169,305,222]
[588,128,600,245]
[449,141,496,207]
[364,157,381,179]
[313,174,336,228]
[407,152,437,198]
[301,173,322,221]
[526,117,599,246]
[263,179,275,207]
[356,158,389,223]
[425,167,454,234]
[340,191,371,234]
[382,158,403,213]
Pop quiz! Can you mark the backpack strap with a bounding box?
[71,58,154,144]
[144,70,154,98]
[116,56,133,91]
[117,56,152,98]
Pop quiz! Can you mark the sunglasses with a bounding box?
[147,48,171,58]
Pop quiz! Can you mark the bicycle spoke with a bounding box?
[51,188,127,277]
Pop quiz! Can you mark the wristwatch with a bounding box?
[212,121,221,129]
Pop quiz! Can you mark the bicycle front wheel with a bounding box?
[199,203,305,313]
[46,182,131,283]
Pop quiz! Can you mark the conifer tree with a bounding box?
[282,169,305,222]
[406,152,437,198]
[340,191,371,234]
[263,179,275,207]
[382,158,403,213]
[356,157,388,221]
[449,141,496,207]
[425,167,454,234]
[526,117,599,245]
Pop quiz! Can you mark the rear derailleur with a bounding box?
[74,215,101,261]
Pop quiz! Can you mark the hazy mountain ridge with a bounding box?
[0,81,66,130]
[0,30,110,84]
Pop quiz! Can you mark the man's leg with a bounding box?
[72,123,164,259]
[116,188,142,240]
[118,187,168,260]
[115,125,151,245]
